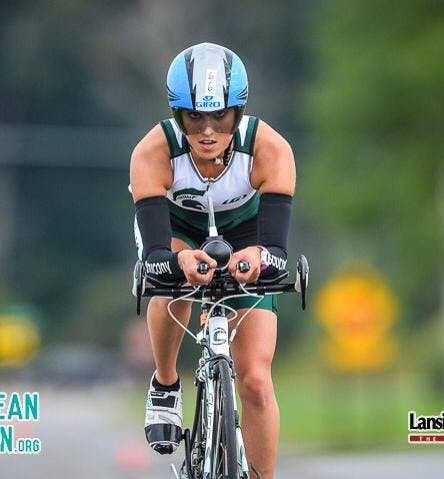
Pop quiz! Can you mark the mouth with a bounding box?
[198,139,217,151]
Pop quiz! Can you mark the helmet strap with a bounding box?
[214,136,234,166]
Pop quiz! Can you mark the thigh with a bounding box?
[171,215,206,249]
[222,216,257,252]
[225,295,277,315]
[230,308,277,375]
[171,236,193,252]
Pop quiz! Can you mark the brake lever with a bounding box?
[296,255,309,310]
[301,276,307,311]
[133,260,146,315]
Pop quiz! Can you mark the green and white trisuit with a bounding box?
[161,114,277,313]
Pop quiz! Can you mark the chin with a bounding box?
[196,148,225,160]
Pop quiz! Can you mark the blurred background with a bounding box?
[1,0,443,477]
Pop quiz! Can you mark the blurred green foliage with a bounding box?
[0,1,442,357]
[304,0,444,320]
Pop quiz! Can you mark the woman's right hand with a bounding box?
[177,249,217,285]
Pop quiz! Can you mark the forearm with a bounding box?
[134,196,185,285]
[257,193,292,279]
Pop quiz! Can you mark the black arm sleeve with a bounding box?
[135,196,185,285]
[257,193,292,279]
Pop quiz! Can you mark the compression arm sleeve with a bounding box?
[134,196,185,285]
[257,193,292,279]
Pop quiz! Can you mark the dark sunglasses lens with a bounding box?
[180,109,237,134]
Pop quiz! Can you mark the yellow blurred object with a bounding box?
[315,267,399,372]
[0,314,41,366]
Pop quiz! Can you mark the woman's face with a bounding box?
[181,108,236,161]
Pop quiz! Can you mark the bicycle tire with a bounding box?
[211,359,238,479]
[186,380,206,479]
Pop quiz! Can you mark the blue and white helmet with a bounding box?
[167,42,248,134]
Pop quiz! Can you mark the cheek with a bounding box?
[216,134,234,149]
[185,135,199,149]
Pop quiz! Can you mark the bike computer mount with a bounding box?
[197,196,249,275]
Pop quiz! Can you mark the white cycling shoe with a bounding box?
[144,371,183,455]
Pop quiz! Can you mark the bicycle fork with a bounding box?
[201,313,250,478]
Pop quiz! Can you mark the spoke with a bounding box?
[213,377,230,478]
[220,444,227,477]
[212,382,221,477]
[191,390,208,478]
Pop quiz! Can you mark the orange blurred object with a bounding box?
[315,265,399,372]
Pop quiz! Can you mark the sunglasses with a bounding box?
[173,107,241,135]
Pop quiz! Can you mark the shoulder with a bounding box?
[130,123,173,201]
[254,120,293,161]
[131,123,170,162]
[251,120,296,195]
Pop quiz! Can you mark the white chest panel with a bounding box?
[167,149,255,213]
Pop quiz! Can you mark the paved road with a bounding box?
[1,384,443,478]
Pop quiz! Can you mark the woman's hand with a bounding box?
[177,249,217,285]
[228,246,261,283]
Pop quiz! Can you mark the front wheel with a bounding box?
[211,359,238,479]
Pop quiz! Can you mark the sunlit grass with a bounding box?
[275,368,442,450]
[126,367,442,452]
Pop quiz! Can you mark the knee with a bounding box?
[237,369,275,409]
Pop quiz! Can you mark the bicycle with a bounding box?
[133,199,309,479]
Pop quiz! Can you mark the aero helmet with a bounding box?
[167,42,248,135]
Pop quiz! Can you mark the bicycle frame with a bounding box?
[195,302,249,477]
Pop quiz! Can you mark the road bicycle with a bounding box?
[133,200,309,479]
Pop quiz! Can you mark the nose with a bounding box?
[201,115,215,135]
